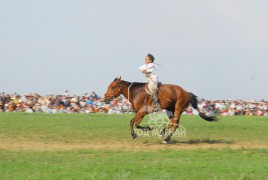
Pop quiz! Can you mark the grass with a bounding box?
[1,149,268,180]
[0,113,268,179]
[1,113,268,145]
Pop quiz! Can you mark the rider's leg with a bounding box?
[148,82,160,111]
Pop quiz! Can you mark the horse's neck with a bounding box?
[121,82,144,105]
[121,82,133,102]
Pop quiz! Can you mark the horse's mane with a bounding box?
[121,80,146,87]
[131,82,146,86]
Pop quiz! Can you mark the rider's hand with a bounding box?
[142,70,147,74]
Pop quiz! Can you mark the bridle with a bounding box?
[113,81,133,111]
[106,81,133,104]
[109,82,124,100]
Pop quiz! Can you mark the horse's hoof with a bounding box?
[158,135,164,138]
[132,134,138,141]
[162,141,168,144]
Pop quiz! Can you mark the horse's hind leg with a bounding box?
[159,110,174,137]
[159,118,174,137]
[162,107,184,144]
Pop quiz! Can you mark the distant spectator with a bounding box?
[0,92,8,111]
[86,97,94,106]
[63,90,70,97]
[90,91,98,100]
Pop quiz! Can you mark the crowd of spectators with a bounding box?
[185,99,268,117]
[0,91,130,115]
[0,92,267,116]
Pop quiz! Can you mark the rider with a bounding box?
[138,54,160,111]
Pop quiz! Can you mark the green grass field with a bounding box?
[1,113,268,180]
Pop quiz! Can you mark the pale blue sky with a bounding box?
[0,0,267,100]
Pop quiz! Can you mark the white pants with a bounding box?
[146,75,158,93]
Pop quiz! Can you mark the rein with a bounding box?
[127,83,133,103]
[158,87,171,102]
[127,83,133,111]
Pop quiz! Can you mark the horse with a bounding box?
[104,76,217,144]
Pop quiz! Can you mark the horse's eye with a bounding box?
[111,87,115,90]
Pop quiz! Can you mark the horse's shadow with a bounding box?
[170,139,233,145]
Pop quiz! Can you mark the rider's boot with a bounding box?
[152,91,161,112]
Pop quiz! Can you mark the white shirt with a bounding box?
[138,63,158,82]
[138,63,157,75]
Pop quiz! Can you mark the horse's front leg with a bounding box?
[135,111,151,132]
[130,112,147,140]
[136,125,153,132]
[130,118,137,140]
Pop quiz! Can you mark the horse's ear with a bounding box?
[113,76,121,82]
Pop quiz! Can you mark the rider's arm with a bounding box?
[138,64,146,73]
[145,63,156,74]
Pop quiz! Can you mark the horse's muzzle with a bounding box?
[104,97,112,104]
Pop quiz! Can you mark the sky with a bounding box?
[0,0,267,100]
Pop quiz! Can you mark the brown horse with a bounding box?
[104,76,217,144]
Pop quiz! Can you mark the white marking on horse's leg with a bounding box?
[162,141,168,144]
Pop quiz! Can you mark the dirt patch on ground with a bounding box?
[1,139,268,151]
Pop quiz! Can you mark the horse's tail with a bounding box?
[188,92,218,122]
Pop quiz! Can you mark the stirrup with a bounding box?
[152,103,161,112]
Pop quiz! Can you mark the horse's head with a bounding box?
[104,76,122,104]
